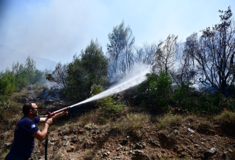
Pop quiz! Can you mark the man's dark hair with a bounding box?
[22,102,33,116]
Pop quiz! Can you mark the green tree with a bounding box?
[0,70,17,101]
[64,39,109,101]
[12,57,44,88]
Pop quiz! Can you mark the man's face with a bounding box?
[30,103,39,117]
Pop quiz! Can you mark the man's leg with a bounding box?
[5,152,28,160]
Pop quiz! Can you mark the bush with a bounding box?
[157,112,182,129]
[112,113,149,132]
[0,70,17,104]
[91,85,124,124]
[58,40,109,102]
[171,82,228,114]
[137,71,173,112]
[0,101,22,129]
[214,109,235,124]
[76,110,98,126]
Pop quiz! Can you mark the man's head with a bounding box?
[23,102,39,117]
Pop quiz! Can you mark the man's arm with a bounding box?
[32,119,51,141]
[37,117,47,124]
[37,111,68,124]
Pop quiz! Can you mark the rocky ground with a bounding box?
[2,115,235,160]
[1,87,235,160]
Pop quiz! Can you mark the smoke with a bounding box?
[68,63,151,108]
[0,0,109,64]
[113,63,151,86]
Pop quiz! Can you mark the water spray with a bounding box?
[45,64,151,118]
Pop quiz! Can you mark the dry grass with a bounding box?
[11,92,26,103]
[53,153,62,160]
[84,149,95,160]
[157,112,183,129]
[160,157,192,160]
[214,109,235,124]
[1,101,22,129]
[183,115,198,129]
[78,130,90,147]
[34,84,47,97]
[199,119,211,126]
[111,113,150,132]
[84,123,97,130]
[76,110,99,126]
[0,148,10,159]
[49,125,57,131]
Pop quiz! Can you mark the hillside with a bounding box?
[1,86,235,160]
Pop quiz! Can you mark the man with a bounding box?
[5,102,68,160]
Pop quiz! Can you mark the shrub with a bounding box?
[157,112,182,129]
[112,113,149,132]
[76,110,98,126]
[214,109,235,124]
[91,85,124,124]
[137,71,173,112]
[84,123,97,130]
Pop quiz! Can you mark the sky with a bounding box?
[0,0,235,68]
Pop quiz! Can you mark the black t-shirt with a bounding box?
[10,117,40,158]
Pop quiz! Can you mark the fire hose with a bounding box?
[44,107,69,160]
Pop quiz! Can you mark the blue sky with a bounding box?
[0,0,235,66]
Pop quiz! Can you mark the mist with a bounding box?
[1,0,233,71]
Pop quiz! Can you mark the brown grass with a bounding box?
[34,84,47,97]
[84,149,95,160]
[157,112,183,129]
[53,153,62,160]
[111,113,149,132]
[0,148,10,159]
[214,109,235,124]
[78,131,90,147]
[76,110,99,126]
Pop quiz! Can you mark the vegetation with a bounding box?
[157,112,183,129]
[91,85,124,124]
[1,6,235,160]
[111,113,149,132]
[137,71,173,112]
[47,40,109,102]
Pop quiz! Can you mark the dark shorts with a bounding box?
[5,151,28,160]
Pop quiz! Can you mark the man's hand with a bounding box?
[52,110,68,121]
[45,118,53,125]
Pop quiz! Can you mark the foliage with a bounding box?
[12,57,45,89]
[91,85,123,124]
[137,71,173,112]
[59,40,109,101]
[0,70,17,101]
[172,82,197,112]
